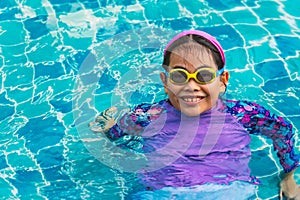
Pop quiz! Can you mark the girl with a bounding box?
[90,30,300,199]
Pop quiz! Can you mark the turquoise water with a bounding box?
[1,0,300,199]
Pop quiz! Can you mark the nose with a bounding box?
[184,78,201,92]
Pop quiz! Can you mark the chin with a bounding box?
[181,109,202,117]
[180,104,211,117]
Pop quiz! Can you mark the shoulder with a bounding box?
[131,99,166,113]
[123,99,167,127]
[222,99,290,125]
[222,99,266,114]
[221,99,272,124]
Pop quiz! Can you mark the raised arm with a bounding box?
[89,101,165,149]
[225,100,300,199]
[225,100,299,172]
[280,169,300,200]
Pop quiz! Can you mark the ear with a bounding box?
[219,71,229,93]
[160,72,168,94]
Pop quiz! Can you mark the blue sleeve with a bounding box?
[225,99,300,173]
[106,100,166,150]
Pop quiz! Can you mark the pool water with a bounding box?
[1,0,300,199]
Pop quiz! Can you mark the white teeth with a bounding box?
[183,97,202,102]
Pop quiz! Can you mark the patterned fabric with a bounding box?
[107,98,299,183]
[224,99,299,173]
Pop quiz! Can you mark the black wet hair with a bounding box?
[162,34,224,71]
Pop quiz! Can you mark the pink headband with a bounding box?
[164,30,226,67]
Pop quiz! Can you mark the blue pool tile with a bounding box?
[143,3,163,21]
[235,25,269,45]
[254,1,281,20]
[52,4,74,14]
[201,25,244,49]
[275,36,300,58]
[116,20,133,34]
[43,166,69,181]
[7,170,43,197]
[0,155,8,170]
[149,19,170,29]
[256,175,281,199]
[128,90,155,106]
[226,48,248,69]
[15,170,43,182]
[26,35,62,63]
[0,105,14,121]
[49,0,78,4]
[254,60,288,80]
[4,65,34,87]
[34,62,65,80]
[37,146,64,168]
[81,1,100,10]
[50,99,72,113]
[96,68,118,94]
[285,57,300,76]
[264,20,293,35]
[169,17,193,30]
[60,32,93,50]
[73,50,97,74]
[8,179,38,197]
[24,15,49,40]
[289,116,300,135]
[179,0,206,14]
[0,21,26,45]
[262,77,299,94]
[296,19,300,30]
[2,44,28,65]
[158,1,180,19]
[74,50,95,71]
[0,178,15,198]
[115,0,136,6]
[273,95,300,116]
[249,149,278,176]
[50,92,73,113]
[125,9,144,21]
[17,116,65,154]
[95,29,112,43]
[206,0,244,11]
[0,7,22,21]
[282,0,300,17]
[41,180,81,199]
[0,0,17,8]
[223,9,258,24]
[243,1,256,7]
[248,43,278,64]
[63,55,80,75]
[0,92,14,105]
[194,13,225,27]
[98,0,107,7]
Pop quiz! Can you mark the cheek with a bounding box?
[206,82,221,96]
[166,82,182,95]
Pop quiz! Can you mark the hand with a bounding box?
[280,170,300,200]
[88,106,118,133]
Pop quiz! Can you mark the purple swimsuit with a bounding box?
[107,99,299,190]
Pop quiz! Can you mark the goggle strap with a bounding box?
[216,67,225,77]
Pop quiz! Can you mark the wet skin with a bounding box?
[160,43,229,117]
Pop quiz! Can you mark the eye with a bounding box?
[197,70,214,82]
[170,70,187,83]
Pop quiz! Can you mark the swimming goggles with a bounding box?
[165,67,224,85]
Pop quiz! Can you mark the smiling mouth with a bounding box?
[181,96,206,103]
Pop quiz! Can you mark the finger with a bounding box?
[279,187,283,200]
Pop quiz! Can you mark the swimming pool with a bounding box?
[1,0,300,199]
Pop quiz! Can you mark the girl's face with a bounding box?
[160,43,229,116]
